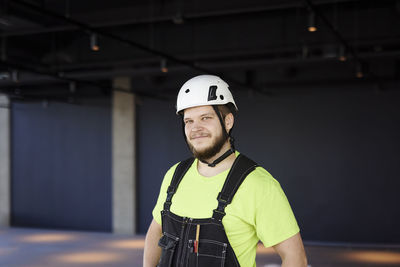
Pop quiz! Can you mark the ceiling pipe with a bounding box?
[2,49,399,86]
[7,0,272,95]
[304,0,382,85]
[1,0,364,37]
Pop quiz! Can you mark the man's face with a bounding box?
[183,105,229,161]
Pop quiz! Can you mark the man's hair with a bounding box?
[217,103,236,119]
[179,103,236,118]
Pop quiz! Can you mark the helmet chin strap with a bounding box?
[198,106,235,167]
[199,147,235,167]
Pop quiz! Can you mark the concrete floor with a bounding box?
[1,227,400,267]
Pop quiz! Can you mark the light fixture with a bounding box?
[308,11,317,32]
[173,0,185,24]
[90,33,99,51]
[172,13,184,25]
[11,70,18,83]
[160,59,168,73]
[356,63,364,78]
[69,82,76,93]
[338,45,347,61]
[302,45,309,59]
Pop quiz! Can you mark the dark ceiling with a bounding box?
[0,0,399,102]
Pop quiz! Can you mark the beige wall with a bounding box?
[0,95,10,227]
[112,77,137,234]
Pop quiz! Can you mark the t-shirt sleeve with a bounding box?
[255,176,300,247]
[152,163,179,225]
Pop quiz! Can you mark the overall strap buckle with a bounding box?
[212,192,230,221]
[162,157,195,212]
[212,154,258,221]
[163,186,176,211]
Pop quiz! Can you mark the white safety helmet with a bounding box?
[176,75,238,114]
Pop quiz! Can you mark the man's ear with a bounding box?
[224,113,234,131]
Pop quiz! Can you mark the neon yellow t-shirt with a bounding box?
[152,154,300,267]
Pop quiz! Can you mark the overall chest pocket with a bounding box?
[157,232,180,267]
[187,239,227,267]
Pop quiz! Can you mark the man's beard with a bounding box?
[187,131,228,162]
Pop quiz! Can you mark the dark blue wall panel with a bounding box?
[137,98,190,233]
[137,88,400,244]
[11,100,111,232]
[234,89,400,244]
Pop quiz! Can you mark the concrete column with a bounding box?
[112,77,136,234]
[0,95,10,227]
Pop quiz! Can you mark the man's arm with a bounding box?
[273,233,308,267]
[143,219,162,267]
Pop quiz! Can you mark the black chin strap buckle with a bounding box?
[200,148,235,167]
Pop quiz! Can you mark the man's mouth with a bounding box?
[190,134,210,140]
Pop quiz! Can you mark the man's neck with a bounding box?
[197,144,236,177]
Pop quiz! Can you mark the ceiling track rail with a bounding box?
[7,0,272,96]
[304,0,384,89]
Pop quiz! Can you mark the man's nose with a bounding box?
[191,120,203,131]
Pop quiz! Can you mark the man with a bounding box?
[144,75,307,267]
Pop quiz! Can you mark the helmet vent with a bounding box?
[220,95,224,100]
[185,89,190,93]
[207,85,218,101]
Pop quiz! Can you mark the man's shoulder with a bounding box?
[165,161,180,176]
[240,164,281,191]
[164,157,195,177]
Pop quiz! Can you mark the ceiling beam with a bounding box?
[1,0,366,37]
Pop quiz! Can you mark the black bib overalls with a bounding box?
[157,154,258,267]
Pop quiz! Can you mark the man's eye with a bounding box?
[184,120,192,124]
[202,117,211,120]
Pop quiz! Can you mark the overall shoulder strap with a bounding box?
[163,157,195,211]
[212,154,258,221]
